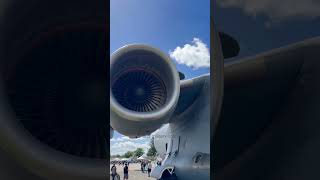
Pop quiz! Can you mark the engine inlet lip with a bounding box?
[110,44,180,122]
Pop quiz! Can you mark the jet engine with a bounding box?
[110,45,180,137]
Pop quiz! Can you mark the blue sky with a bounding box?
[111,0,210,155]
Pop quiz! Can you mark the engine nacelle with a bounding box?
[110,45,180,137]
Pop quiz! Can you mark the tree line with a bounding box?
[111,137,157,158]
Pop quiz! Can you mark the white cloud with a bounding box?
[110,136,130,143]
[169,38,210,69]
[110,136,150,156]
[217,0,320,22]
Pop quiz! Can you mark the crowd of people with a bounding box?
[110,161,151,180]
[110,160,162,180]
[140,161,153,177]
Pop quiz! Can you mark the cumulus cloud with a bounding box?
[110,136,150,156]
[169,38,210,69]
[217,0,320,22]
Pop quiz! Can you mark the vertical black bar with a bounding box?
[106,0,111,176]
[0,0,110,179]
[211,0,225,179]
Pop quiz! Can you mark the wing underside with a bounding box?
[172,74,209,117]
[215,37,320,179]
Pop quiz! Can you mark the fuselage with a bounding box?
[152,75,210,180]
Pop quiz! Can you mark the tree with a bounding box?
[134,148,145,157]
[147,137,157,157]
[111,154,121,158]
[115,154,121,158]
[124,151,134,158]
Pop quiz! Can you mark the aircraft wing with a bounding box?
[172,74,209,117]
[214,37,320,179]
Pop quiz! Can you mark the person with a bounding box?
[111,164,120,180]
[144,161,147,172]
[141,161,144,173]
[123,163,129,180]
[147,161,152,177]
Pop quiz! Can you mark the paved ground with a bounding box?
[111,163,156,180]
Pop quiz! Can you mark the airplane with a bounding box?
[110,44,211,180]
[0,0,319,180]
[111,15,320,180]
[109,18,234,180]
[213,0,320,179]
[214,33,320,180]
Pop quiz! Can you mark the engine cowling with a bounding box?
[110,45,180,137]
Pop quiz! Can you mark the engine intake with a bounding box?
[112,68,167,112]
[110,45,180,137]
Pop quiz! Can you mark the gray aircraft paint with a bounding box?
[110,44,213,180]
[151,75,210,179]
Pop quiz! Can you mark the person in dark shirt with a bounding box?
[123,163,129,180]
[141,162,144,173]
[147,162,152,177]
